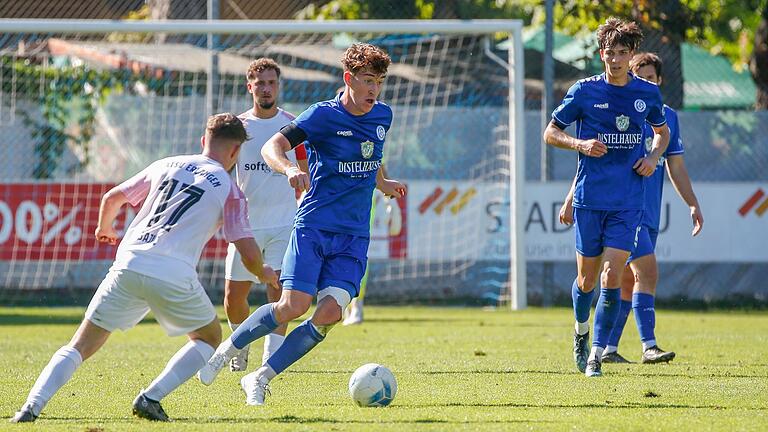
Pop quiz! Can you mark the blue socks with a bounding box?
[231,303,279,350]
[593,288,621,348]
[633,292,656,349]
[266,319,325,375]
[607,300,633,349]
[572,278,595,331]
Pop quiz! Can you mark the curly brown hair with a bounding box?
[247,58,281,82]
[630,52,662,79]
[206,113,248,143]
[597,17,643,51]
[341,43,391,75]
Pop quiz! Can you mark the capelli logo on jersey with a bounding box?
[738,188,768,217]
[336,130,353,136]
[418,186,477,215]
[634,99,646,112]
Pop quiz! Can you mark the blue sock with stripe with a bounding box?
[231,303,279,350]
[633,292,657,349]
[607,300,633,350]
[593,288,621,348]
[266,319,325,375]
[572,278,595,334]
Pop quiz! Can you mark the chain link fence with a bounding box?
[0,2,765,306]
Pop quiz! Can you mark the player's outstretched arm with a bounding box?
[95,187,130,245]
[543,120,607,157]
[233,237,279,288]
[666,154,703,236]
[559,176,577,226]
[634,124,670,177]
[262,132,310,192]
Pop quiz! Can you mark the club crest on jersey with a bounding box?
[360,140,374,159]
[634,99,646,112]
[376,125,386,140]
[615,115,630,132]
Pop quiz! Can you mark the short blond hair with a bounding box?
[206,113,247,143]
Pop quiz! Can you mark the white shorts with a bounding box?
[225,225,292,283]
[84,269,217,337]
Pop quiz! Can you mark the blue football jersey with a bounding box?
[291,92,392,237]
[642,105,684,230]
[552,73,666,210]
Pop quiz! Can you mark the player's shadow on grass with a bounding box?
[405,401,768,410]
[0,312,85,326]
[184,414,556,425]
[354,317,475,324]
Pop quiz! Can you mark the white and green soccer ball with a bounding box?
[348,363,397,407]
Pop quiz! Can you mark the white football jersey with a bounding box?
[236,109,306,229]
[111,154,252,286]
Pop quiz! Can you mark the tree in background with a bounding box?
[751,4,768,109]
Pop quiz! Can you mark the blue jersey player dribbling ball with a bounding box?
[197,43,406,405]
[543,18,671,378]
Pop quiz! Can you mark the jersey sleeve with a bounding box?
[645,86,667,127]
[292,104,327,145]
[222,182,254,242]
[551,81,583,129]
[117,162,154,207]
[665,109,684,156]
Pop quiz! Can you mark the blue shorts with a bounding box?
[574,208,643,257]
[280,226,369,300]
[628,225,659,262]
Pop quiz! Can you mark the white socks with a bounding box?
[589,347,604,362]
[642,340,657,352]
[575,321,589,336]
[255,364,277,383]
[25,345,83,416]
[604,345,618,354]
[143,340,214,402]
[262,333,285,365]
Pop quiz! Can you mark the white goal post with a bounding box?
[0,18,526,309]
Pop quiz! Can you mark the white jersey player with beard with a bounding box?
[224,59,308,373]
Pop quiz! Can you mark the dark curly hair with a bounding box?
[341,43,391,75]
[597,17,643,51]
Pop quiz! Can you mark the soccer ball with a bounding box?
[348,363,397,407]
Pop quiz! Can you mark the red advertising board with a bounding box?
[0,183,228,261]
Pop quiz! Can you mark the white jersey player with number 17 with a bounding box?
[10,113,278,423]
[223,58,308,374]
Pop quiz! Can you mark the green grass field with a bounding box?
[1,306,767,431]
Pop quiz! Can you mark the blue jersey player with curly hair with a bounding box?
[197,43,406,404]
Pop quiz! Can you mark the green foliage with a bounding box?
[107,4,152,43]
[296,0,538,21]
[2,58,136,178]
[537,0,766,70]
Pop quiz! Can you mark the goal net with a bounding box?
[0,19,525,308]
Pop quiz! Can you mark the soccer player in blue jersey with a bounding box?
[543,18,671,377]
[197,43,406,404]
[560,52,704,364]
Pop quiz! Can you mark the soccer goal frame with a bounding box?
[0,18,526,310]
